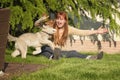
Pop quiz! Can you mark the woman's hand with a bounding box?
[97,26,108,34]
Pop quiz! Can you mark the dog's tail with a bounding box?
[8,33,17,41]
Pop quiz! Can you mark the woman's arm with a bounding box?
[68,25,108,36]
[34,16,49,27]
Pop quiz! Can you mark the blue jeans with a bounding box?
[40,45,88,59]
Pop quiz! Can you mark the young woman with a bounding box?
[35,11,108,60]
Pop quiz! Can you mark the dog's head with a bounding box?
[44,20,55,27]
[42,25,56,34]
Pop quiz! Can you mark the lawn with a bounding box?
[5,49,120,80]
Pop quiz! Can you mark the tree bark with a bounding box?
[0,8,10,71]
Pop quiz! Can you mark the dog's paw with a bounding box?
[11,53,17,58]
[32,51,41,55]
[11,50,20,58]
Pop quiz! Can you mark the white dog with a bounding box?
[8,25,56,58]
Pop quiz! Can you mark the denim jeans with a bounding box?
[40,45,88,59]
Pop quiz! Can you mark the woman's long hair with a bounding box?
[53,11,68,47]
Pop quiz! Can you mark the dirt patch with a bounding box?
[0,62,47,80]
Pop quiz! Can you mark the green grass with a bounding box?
[5,49,120,80]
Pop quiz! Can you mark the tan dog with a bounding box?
[8,25,56,58]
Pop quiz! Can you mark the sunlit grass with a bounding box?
[5,49,120,80]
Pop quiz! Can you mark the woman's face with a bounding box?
[55,15,66,28]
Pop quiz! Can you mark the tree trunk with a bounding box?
[0,8,10,71]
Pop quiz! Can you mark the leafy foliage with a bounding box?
[0,0,120,34]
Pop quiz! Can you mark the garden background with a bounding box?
[0,0,120,80]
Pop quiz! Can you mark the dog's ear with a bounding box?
[45,20,54,27]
